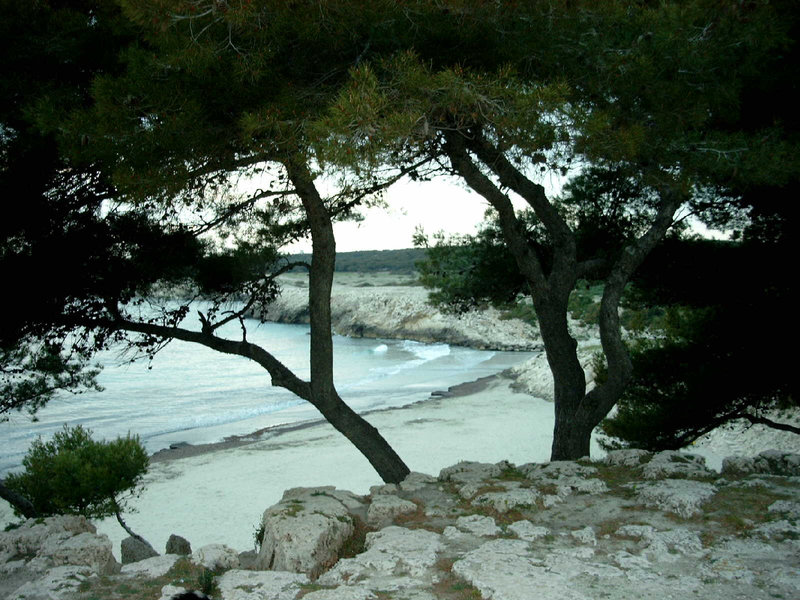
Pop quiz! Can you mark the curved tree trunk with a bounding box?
[112,500,154,550]
[0,479,38,519]
[286,157,411,484]
[444,130,684,461]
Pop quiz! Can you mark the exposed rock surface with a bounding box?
[2,450,798,599]
[722,449,800,477]
[507,342,597,401]
[121,535,159,564]
[7,565,96,600]
[192,544,240,571]
[366,494,418,527]
[215,569,309,600]
[253,284,542,351]
[0,516,118,600]
[120,554,181,577]
[166,533,192,556]
[254,486,365,578]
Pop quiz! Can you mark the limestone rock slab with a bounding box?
[318,526,443,585]
[473,487,540,513]
[366,495,417,527]
[633,479,718,518]
[121,554,181,578]
[399,472,437,492]
[215,569,309,600]
[722,450,800,477]
[453,539,589,600]
[508,520,550,542]
[602,449,652,468]
[438,461,509,484]
[0,516,95,561]
[8,565,95,600]
[640,451,713,480]
[301,586,377,600]
[454,515,500,537]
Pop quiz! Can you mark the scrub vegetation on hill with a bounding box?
[287,248,426,274]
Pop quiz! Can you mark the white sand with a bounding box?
[87,376,598,557]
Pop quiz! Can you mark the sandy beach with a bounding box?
[95,371,601,557]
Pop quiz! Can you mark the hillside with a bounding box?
[286,248,427,274]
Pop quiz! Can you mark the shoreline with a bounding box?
[148,371,506,464]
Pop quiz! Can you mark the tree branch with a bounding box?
[741,414,800,435]
[97,313,311,401]
[466,132,574,248]
[0,479,38,519]
[585,184,684,423]
[442,131,549,293]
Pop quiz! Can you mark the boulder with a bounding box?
[121,536,159,564]
[603,449,653,468]
[191,544,240,571]
[121,554,181,577]
[398,471,437,492]
[0,516,95,562]
[439,461,509,484]
[366,495,418,527]
[158,584,189,600]
[520,460,608,500]
[254,487,364,578]
[473,486,541,513]
[166,534,192,556]
[39,531,119,575]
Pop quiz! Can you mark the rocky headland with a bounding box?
[252,276,546,352]
[2,449,798,600]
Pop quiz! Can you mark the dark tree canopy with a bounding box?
[2,0,798,476]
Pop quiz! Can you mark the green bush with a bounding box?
[5,424,149,521]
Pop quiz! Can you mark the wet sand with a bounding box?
[148,372,502,464]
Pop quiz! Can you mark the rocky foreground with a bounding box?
[2,449,798,600]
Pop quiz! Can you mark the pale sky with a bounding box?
[284,172,568,253]
[287,178,484,253]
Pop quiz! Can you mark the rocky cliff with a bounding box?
[253,283,544,351]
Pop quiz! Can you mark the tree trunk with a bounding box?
[535,300,593,461]
[113,501,154,550]
[551,413,594,461]
[0,479,38,519]
[287,157,411,484]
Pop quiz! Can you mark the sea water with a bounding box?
[0,309,534,475]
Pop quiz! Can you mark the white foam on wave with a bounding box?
[372,344,389,354]
[401,339,451,361]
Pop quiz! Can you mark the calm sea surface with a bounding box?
[1,309,533,475]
